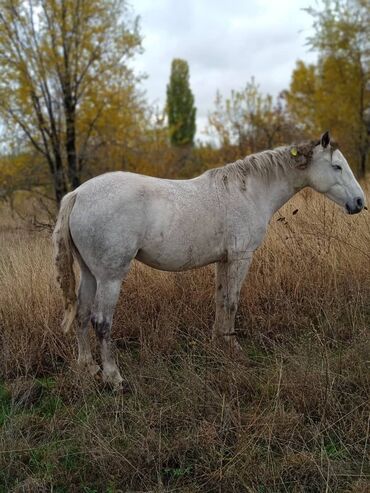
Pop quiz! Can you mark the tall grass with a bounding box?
[0,188,369,492]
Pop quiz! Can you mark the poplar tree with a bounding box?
[166,59,196,147]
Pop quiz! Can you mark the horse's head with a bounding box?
[307,131,365,214]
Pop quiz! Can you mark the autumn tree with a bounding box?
[0,0,141,204]
[208,78,296,160]
[285,0,369,176]
[282,62,317,136]
[166,59,196,147]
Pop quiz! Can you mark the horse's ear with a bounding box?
[320,131,330,148]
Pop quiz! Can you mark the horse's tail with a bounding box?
[52,191,78,333]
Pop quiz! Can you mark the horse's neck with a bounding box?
[248,170,302,220]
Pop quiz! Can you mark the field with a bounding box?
[0,188,369,492]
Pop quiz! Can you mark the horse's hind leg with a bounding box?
[91,267,130,389]
[76,260,99,376]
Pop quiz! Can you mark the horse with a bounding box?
[53,131,365,389]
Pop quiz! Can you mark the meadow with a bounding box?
[0,187,369,492]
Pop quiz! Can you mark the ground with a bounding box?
[0,189,369,492]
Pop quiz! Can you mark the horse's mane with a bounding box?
[207,140,320,188]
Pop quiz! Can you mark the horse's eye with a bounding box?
[333,164,342,171]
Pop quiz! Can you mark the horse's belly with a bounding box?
[135,200,225,271]
[135,244,221,272]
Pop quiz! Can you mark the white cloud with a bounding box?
[130,0,317,139]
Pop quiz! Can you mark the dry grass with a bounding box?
[0,188,369,492]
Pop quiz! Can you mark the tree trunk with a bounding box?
[66,114,80,189]
[53,156,68,206]
[45,153,67,206]
[359,150,367,178]
[65,95,80,190]
[357,61,368,178]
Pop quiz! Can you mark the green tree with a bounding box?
[0,0,141,205]
[166,59,196,147]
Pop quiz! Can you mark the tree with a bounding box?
[285,0,369,176]
[0,0,141,204]
[166,59,196,147]
[208,78,296,159]
[282,61,318,137]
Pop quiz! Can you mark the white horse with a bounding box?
[53,132,365,388]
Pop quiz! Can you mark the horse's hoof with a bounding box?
[78,359,101,377]
[213,335,246,360]
[89,363,101,377]
[230,343,246,362]
[113,381,124,392]
[102,370,124,391]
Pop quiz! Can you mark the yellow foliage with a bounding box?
[286,0,369,176]
[0,0,142,202]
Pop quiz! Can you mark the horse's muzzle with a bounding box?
[345,197,364,215]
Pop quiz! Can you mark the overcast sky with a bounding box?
[131,0,318,140]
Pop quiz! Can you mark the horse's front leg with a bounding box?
[213,257,252,353]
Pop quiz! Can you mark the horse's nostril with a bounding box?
[356,197,363,208]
